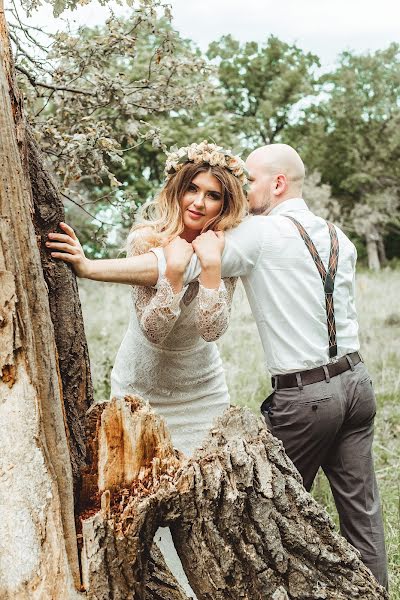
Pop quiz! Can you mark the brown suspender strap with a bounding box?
[285,216,339,359]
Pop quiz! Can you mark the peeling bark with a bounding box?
[81,397,387,600]
[0,269,16,385]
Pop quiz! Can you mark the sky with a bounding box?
[9,0,400,68]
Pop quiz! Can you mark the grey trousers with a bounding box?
[262,359,388,589]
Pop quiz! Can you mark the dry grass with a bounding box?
[79,268,400,595]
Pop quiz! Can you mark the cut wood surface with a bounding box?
[80,396,388,600]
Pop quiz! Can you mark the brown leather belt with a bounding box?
[271,352,362,390]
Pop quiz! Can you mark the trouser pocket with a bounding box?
[260,390,275,431]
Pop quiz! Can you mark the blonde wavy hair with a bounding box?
[127,161,248,254]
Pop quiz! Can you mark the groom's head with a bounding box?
[245,144,305,215]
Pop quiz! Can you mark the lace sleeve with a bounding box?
[133,277,185,344]
[195,277,237,342]
[128,229,185,344]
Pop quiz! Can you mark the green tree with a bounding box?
[288,45,400,268]
[207,34,320,149]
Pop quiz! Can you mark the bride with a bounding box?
[47,141,249,455]
[47,141,249,595]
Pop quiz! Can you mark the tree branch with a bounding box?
[16,64,96,96]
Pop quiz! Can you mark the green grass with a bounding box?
[79,268,400,595]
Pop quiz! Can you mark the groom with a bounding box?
[150,143,388,589]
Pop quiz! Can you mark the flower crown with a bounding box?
[164,140,249,190]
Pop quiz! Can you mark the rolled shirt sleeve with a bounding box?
[150,215,267,287]
[220,216,267,279]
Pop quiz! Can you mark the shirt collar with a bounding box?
[268,197,309,217]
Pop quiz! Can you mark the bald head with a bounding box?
[248,144,305,190]
[245,144,305,215]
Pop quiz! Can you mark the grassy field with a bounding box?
[79,268,400,595]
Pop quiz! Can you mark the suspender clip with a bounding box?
[329,344,338,360]
[324,273,334,294]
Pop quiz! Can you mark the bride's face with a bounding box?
[181,171,223,233]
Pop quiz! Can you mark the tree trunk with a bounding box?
[0,3,80,596]
[28,129,94,502]
[377,236,387,267]
[80,396,387,600]
[366,230,381,271]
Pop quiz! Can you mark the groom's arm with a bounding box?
[151,216,267,286]
[220,216,267,278]
[150,246,202,286]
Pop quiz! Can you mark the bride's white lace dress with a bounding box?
[110,232,236,596]
[110,233,236,455]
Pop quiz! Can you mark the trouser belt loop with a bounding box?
[346,353,355,371]
[322,364,330,382]
[295,372,303,390]
[273,376,278,391]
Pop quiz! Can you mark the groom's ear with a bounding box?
[274,174,287,196]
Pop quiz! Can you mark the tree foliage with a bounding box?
[287,44,400,259]
[8,1,400,263]
[11,2,214,252]
[207,35,320,149]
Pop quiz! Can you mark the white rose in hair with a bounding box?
[202,151,212,163]
[177,147,187,159]
[187,147,197,161]
[228,157,241,171]
[209,151,221,166]
[218,155,228,168]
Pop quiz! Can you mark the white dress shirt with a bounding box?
[152,198,360,375]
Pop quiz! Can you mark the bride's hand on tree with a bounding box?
[192,231,224,289]
[164,236,194,292]
[46,222,92,278]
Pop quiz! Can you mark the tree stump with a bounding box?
[80,396,387,600]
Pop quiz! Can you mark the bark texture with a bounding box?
[0,5,80,595]
[81,396,387,600]
[28,130,93,500]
